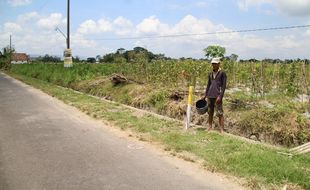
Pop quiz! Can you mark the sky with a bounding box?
[0,0,310,59]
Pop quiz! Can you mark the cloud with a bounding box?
[1,11,309,59]
[7,0,32,6]
[236,0,310,16]
[71,33,97,48]
[131,15,237,58]
[130,14,310,59]
[274,35,299,48]
[76,17,134,36]
[4,22,22,33]
[195,1,208,8]
[113,16,132,27]
[136,16,170,35]
[17,12,39,23]
[0,12,93,57]
[77,18,112,34]
[167,4,187,11]
[113,16,134,35]
[236,0,272,11]
[77,20,98,34]
[174,15,219,34]
[97,19,113,33]
[167,1,209,11]
[37,13,65,30]
[274,0,310,16]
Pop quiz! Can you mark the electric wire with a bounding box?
[36,0,50,13]
[86,24,310,41]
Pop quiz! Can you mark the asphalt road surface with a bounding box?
[0,73,243,190]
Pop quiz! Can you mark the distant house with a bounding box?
[11,53,29,64]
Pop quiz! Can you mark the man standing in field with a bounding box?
[203,57,227,133]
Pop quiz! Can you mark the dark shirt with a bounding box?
[205,70,227,99]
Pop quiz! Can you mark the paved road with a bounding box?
[0,73,243,190]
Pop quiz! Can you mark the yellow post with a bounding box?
[188,86,193,105]
[186,86,193,130]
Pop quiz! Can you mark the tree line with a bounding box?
[97,45,309,64]
[1,45,309,66]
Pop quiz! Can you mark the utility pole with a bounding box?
[67,0,70,49]
[64,0,72,67]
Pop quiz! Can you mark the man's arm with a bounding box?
[219,72,227,99]
[204,74,211,98]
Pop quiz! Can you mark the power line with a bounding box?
[37,0,50,13]
[55,27,67,39]
[87,24,310,41]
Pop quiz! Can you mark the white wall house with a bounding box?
[11,53,29,64]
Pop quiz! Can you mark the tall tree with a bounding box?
[133,46,147,53]
[0,46,15,70]
[116,48,126,54]
[72,56,81,62]
[96,55,101,62]
[229,53,238,62]
[203,45,226,59]
[101,53,114,63]
[86,57,96,63]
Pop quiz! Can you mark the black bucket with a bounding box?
[196,99,208,115]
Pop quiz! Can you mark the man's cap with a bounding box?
[211,57,221,64]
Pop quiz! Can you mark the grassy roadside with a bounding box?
[7,73,310,190]
[9,64,310,147]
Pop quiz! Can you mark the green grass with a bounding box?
[7,72,310,190]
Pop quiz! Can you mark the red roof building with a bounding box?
[11,53,29,64]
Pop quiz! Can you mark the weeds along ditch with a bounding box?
[8,61,310,147]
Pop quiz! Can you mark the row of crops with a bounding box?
[10,60,310,98]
